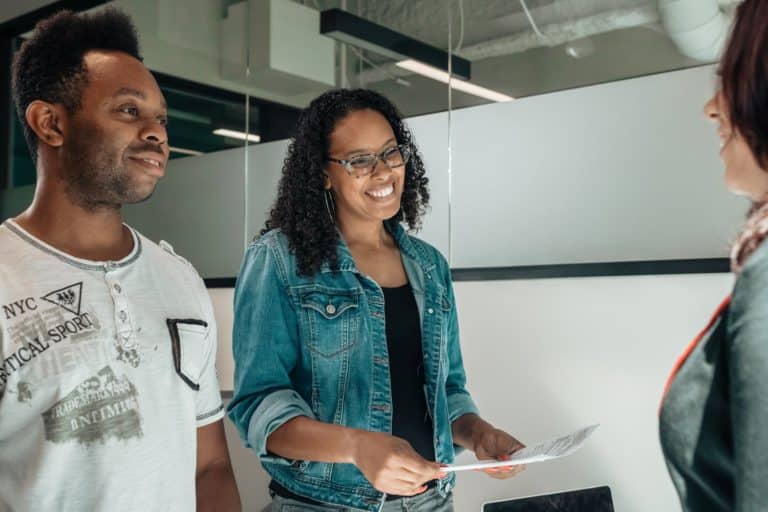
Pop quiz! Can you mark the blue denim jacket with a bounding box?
[227,222,479,511]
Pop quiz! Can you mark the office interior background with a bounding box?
[0,1,745,510]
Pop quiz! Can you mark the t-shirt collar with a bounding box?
[2,219,142,271]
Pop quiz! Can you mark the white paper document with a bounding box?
[443,424,599,473]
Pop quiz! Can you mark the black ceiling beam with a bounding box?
[320,8,471,81]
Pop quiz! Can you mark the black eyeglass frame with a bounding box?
[326,143,412,177]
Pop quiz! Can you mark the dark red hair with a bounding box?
[719,0,768,169]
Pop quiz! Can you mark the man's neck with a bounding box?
[13,177,134,262]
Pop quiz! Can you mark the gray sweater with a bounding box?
[660,243,768,512]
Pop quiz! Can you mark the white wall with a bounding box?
[209,271,733,511]
[449,273,732,512]
[450,64,746,267]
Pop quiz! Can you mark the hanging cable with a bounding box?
[455,0,465,52]
[518,0,548,41]
[357,0,364,86]
[358,47,365,87]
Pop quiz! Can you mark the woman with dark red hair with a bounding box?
[659,1,768,510]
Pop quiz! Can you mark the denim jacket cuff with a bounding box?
[448,392,480,424]
[448,393,480,455]
[248,389,316,466]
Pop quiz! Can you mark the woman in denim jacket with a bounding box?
[228,89,524,511]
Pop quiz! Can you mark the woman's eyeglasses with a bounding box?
[327,144,412,178]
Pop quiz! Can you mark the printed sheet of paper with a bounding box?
[444,424,599,473]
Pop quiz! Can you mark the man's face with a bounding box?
[61,50,169,209]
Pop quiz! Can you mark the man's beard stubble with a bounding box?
[61,122,156,211]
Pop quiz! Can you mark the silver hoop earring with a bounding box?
[324,189,336,224]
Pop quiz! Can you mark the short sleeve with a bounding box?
[194,277,224,427]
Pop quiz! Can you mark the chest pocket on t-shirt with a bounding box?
[166,318,208,390]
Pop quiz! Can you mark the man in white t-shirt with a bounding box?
[0,8,241,511]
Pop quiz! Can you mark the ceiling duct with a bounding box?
[220,0,335,95]
[657,0,731,62]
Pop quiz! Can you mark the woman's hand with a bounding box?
[452,414,526,480]
[351,431,444,495]
[471,425,526,479]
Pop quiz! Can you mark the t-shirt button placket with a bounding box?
[110,276,134,350]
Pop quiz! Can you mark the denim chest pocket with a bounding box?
[296,288,360,358]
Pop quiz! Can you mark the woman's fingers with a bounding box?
[380,450,445,494]
[389,479,428,496]
[402,460,442,482]
[398,448,443,481]
[353,431,445,494]
[482,463,526,479]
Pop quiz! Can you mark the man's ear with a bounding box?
[25,100,66,149]
[323,172,332,190]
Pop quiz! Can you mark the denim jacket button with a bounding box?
[325,304,336,315]
[427,308,434,314]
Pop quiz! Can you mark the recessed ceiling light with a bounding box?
[169,146,203,156]
[213,129,261,143]
[395,60,514,103]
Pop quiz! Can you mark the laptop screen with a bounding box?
[482,486,614,512]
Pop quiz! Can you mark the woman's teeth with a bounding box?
[367,185,394,198]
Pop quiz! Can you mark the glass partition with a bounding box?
[1,0,742,278]
[444,0,744,275]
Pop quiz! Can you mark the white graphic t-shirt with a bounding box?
[0,220,224,512]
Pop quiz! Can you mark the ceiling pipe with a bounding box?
[356,5,659,84]
[657,0,731,62]
[354,0,742,85]
[458,5,658,61]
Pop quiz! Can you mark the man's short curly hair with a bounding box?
[264,88,430,276]
[11,8,141,164]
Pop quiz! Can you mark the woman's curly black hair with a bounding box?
[263,88,430,276]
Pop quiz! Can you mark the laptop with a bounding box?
[482,486,614,512]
